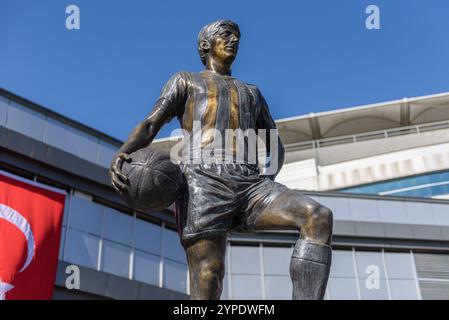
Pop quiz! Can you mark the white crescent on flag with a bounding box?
[0,280,14,300]
[0,204,36,300]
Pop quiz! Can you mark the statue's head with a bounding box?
[198,20,241,66]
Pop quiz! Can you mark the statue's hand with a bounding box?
[110,153,131,194]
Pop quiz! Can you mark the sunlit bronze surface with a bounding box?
[110,20,333,300]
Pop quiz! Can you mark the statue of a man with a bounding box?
[110,20,333,300]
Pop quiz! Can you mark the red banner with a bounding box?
[0,173,65,300]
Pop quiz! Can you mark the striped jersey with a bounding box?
[150,70,282,166]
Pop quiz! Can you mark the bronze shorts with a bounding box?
[174,162,289,246]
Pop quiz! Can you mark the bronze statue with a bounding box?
[110,20,333,300]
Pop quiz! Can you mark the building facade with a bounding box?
[1,87,449,300]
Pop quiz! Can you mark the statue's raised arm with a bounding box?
[109,72,187,194]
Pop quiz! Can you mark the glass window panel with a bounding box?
[362,186,378,193]
[0,95,8,126]
[384,180,403,192]
[62,195,70,227]
[134,219,162,255]
[344,182,372,194]
[349,198,379,222]
[360,186,376,194]
[364,184,382,194]
[360,186,375,193]
[43,118,79,155]
[264,275,292,300]
[221,274,230,300]
[230,245,261,275]
[355,251,386,279]
[328,277,359,300]
[76,132,99,163]
[103,207,133,245]
[428,172,446,184]
[361,185,376,194]
[373,180,396,193]
[97,140,118,167]
[397,179,411,189]
[375,181,395,193]
[442,172,449,181]
[347,173,449,199]
[330,250,356,278]
[65,228,100,269]
[430,184,449,198]
[416,175,431,185]
[101,240,131,278]
[405,202,436,225]
[162,227,186,264]
[133,250,160,286]
[377,200,407,224]
[359,278,389,300]
[389,280,419,300]
[231,275,263,300]
[384,252,415,279]
[396,188,431,198]
[6,101,45,140]
[345,186,365,194]
[389,190,409,197]
[43,118,99,163]
[262,246,291,275]
[318,196,351,221]
[69,196,103,235]
[164,259,188,293]
[59,226,66,260]
[325,282,330,300]
[432,203,449,226]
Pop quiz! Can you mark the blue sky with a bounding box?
[1,0,449,141]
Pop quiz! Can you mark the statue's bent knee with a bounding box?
[302,203,333,242]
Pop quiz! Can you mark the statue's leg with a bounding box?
[185,235,227,300]
[252,190,333,300]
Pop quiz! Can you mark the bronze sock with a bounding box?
[290,239,332,300]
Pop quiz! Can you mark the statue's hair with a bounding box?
[197,20,240,66]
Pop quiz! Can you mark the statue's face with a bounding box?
[209,26,240,65]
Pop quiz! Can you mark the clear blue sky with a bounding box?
[1,0,449,141]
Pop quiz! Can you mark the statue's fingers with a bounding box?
[117,171,129,183]
[112,183,123,195]
[111,165,128,183]
[119,153,131,163]
[112,176,128,192]
[114,156,123,168]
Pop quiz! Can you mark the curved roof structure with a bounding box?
[276,92,449,145]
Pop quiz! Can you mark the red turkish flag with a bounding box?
[0,172,65,300]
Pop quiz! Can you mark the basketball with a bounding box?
[118,146,185,211]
